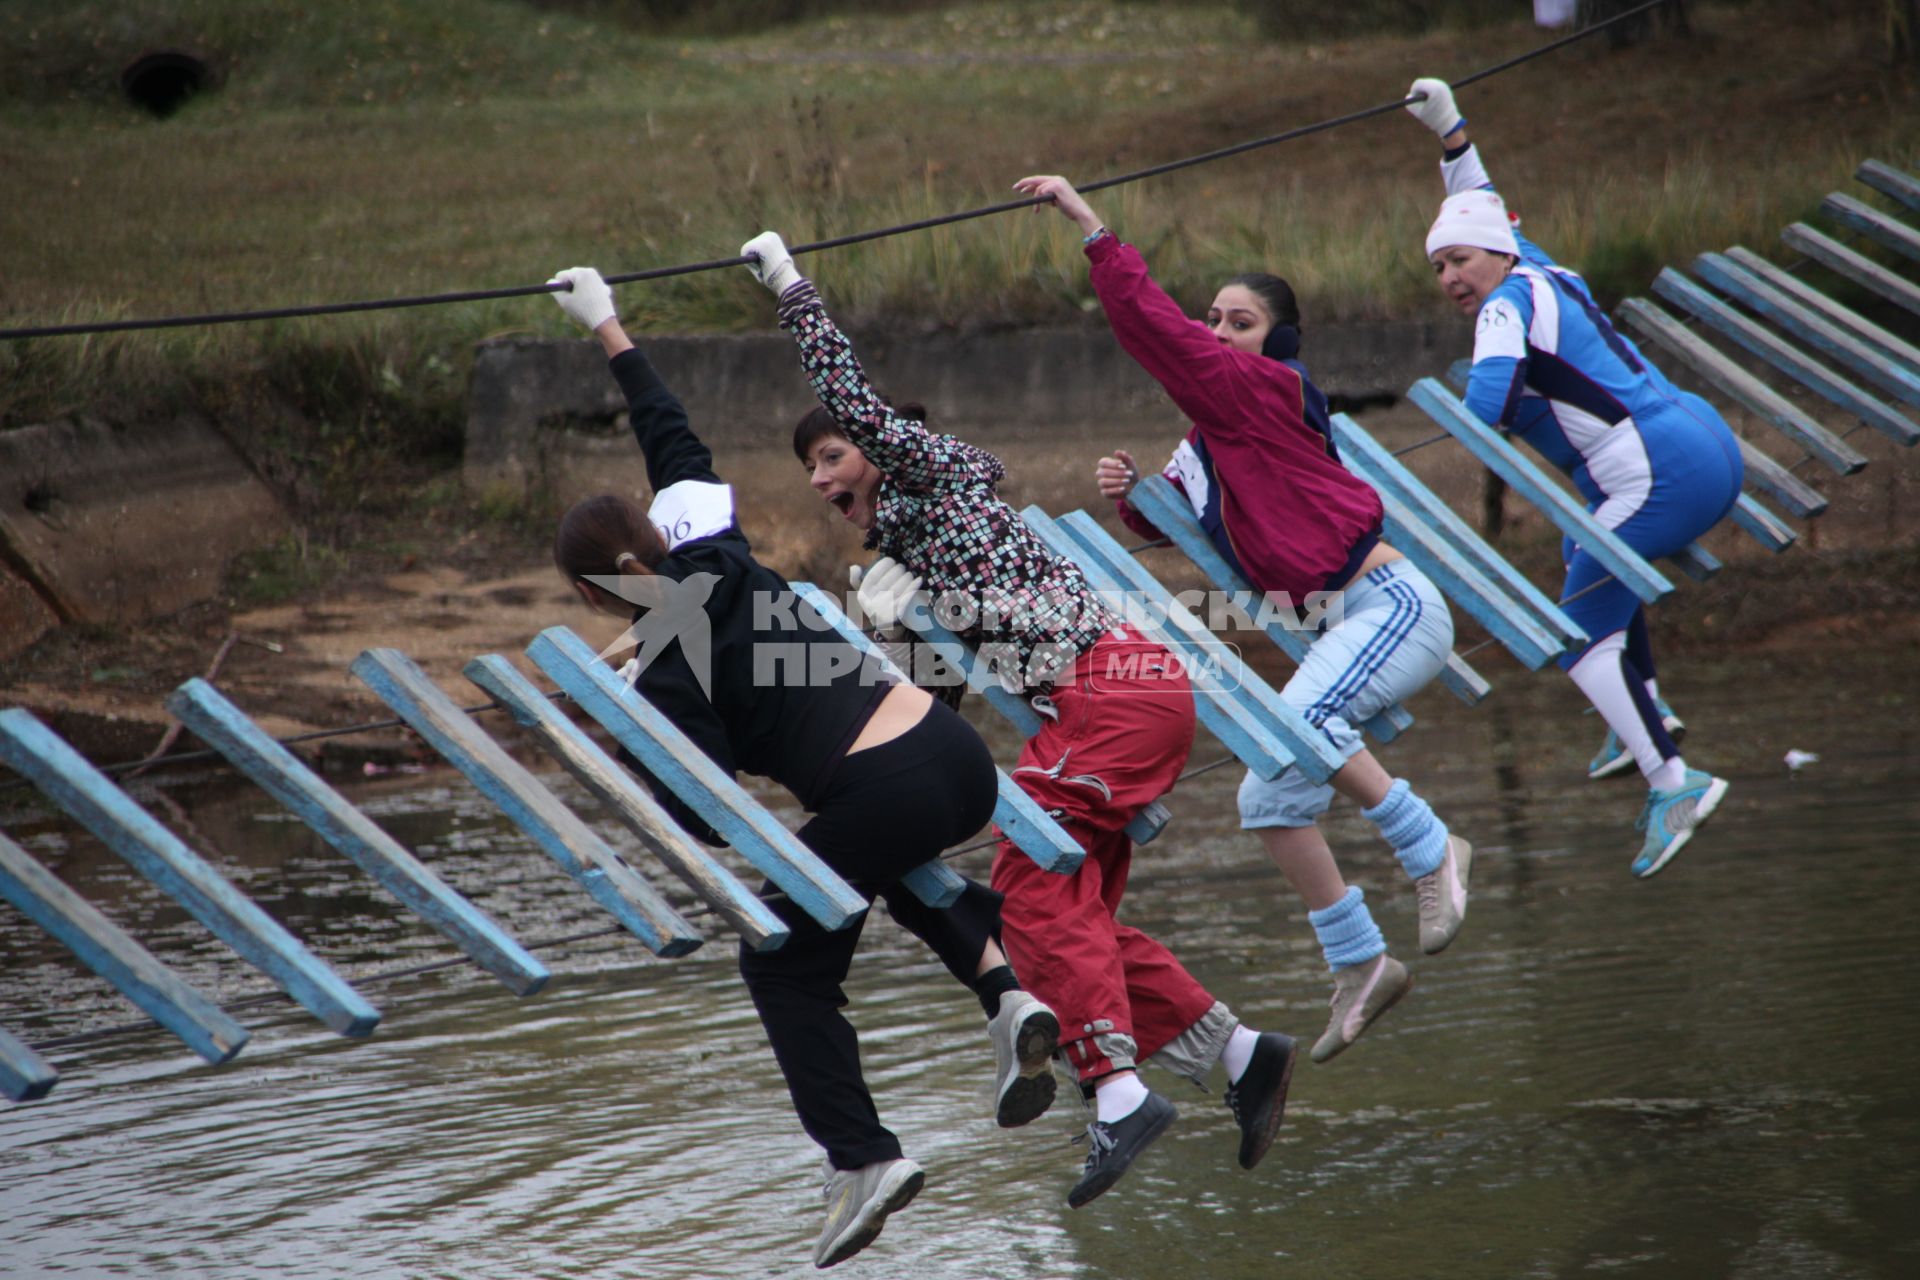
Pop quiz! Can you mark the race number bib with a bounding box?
[1473,296,1527,362]
[648,480,736,550]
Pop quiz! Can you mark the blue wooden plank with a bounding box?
[1330,416,1589,650]
[1728,492,1797,553]
[0,830,250,1065]
[1652,268,1919,449]
[1406,380,1676,606]
[1024,506,1338,784]
[525,627,871,932]
[1125,474,1427,726]
[1618,297,1870,475]
[1375,493,1567,667]
[462,656,790,950]
[1665,542,1722,582]
[789,581,1085,873]
[1783,223,1920,318]
[1823,192,1920,266]
[167,678,551,992]
[897,860,966,908]
[0,709,380,1037]
[0,1024,58,1103]
[349,648,703,958]
[890,611,1043,736]
[1705,249,1920,403]
[1856,160,1920,214]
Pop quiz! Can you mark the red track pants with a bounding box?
[989,629,1217,1084]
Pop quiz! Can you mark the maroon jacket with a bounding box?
[1087,234,1383,599]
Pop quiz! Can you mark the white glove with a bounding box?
[616,657,642,688]
[548,266,617,332]
[1406,77,1464,138]
[740,231,801,296]
[855,556,924,640]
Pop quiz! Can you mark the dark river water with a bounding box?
[2,642,1916,1279]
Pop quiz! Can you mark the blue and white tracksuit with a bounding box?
[1449,144,1743,780]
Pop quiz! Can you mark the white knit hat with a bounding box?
[1425,189,1520,260]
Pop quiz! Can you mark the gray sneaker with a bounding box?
[1310,953,1412,1064]
[813,1157,924,1269]
[1415,835,1473,955]
[987,990,1059,1128]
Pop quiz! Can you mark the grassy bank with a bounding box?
[1,0,1916,507]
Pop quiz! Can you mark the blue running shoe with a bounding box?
[1587,703,1686,781]
[1632,768,1728,878]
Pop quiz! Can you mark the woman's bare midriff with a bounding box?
[846,681,933,754]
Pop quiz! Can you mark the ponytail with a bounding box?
[554,494,666,587]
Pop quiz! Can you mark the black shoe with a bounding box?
[1224,1031,1296,1170]
[1067,1090,1177,1209]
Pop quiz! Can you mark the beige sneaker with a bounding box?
[987,990,1059,1128]
[813,1157,924,1269]
[1310,953,1412,1064]
[1415,835,1473,955]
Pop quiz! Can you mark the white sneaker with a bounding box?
[987,990,1059,1128]
[1414,835,1473,955]
[814,1157,924,1269]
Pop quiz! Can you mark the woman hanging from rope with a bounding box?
[545,266,1062,1270]
[1011,174,1473,1066]
[740,232,1299,1210]
[1403,77,1740,877]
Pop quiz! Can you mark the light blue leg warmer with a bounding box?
[1307,886,1386,972]
[1363,778,1449,880]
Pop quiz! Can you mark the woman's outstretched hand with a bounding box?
[548,266,617,332]
[741,230,801,295]
[1013,175,1104,238]
[1095,448,1141,501]
[1406,77,1465,141]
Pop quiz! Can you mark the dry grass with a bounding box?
[1,0,1915,453]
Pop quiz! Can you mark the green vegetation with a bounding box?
[1,0,1915,520]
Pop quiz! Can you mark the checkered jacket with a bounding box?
[777,280,1118,691]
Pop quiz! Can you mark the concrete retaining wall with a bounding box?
[0,414,287,659]
[462,321,1457,500]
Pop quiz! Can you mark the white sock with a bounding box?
[1648,757,1688,792]
[1220,1024,1260,1084]
[1094,1071,1149,1123]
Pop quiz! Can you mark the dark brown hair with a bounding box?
[1223,272,1302,332]
[553,494,665,588]
[790,399,928,463]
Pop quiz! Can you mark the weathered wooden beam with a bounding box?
[1619,297,1869,476]
[349,648,703,958]
[1822,192,1920,266]
[459,656,790,950]
[166,678,550,993]
[1732,433,1830,519]
[1125,475,1430,723]
[788,582,1087,871]
[1856,160,1920,214]
[1707,249,1920,401]
[0,709,379,1037]
[1026,506,1344,784]
[1728,492,1797,553]
[1406,380,1675,606]
[1652,268,1918,448]
[1781,222,1920,318]
[525,627,875,930]
[1330,416,1588,652]
[0,830,250,1065]
[0,1024,58,1103]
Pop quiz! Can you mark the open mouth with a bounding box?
[829,492,856,516]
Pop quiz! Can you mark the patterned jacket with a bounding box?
[777,280,1118,693]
